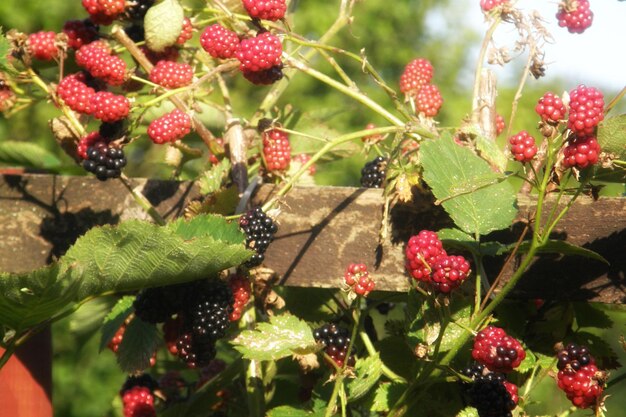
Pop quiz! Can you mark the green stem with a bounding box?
[242,299,264,417]
[0,341,16,370]
[359,330,407,383]
[129,74,161,89]
[119,174,166,226]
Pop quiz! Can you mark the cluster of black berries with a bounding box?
[461,363,517,417]
[313,323,355,369]
[360,156,387,188]
[133,279,234,368]
[82,143,127,181]
[557,343,593,372]
[239,207,278,267]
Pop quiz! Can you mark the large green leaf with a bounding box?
[0,215,251,331]
[231,313,318,361]
[116,316,160,373]
[598,115,626,160]
[144,0,184,52]
[420,134,517,236]
[347,353,383,401]
[0,141,62,170]
[362,382,406,412]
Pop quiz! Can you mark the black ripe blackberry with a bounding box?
[360,156,387,188]
[243,64,284,85]
[120,373,158,395]
[82,143,126,181]
[134,283,194,324]
[124,24,145,43]
[185,279,234,340]
[239,207,278,268]
[556,343,594,373]
[313,324,354,368]
[176,332,217,368]
[125,0,156,21]
[462,363,515,417]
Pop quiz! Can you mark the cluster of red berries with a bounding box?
[26,31,60,61]
[262,128,291,172]
[120,374,158,417]
[405,230,471,293]
[228,273,252,321]
[508,130,538,163]
[62,19,99,50]
[480,0,509,13]
[563,85,604,169]
[556,343,606,409]
[313,323,355,369]
[535,92,567,124]
[343,263,376,297]
[399,58,443,117]
[557,0,594,34]
[147,109,192,144]
[243,0,287,21]
[472,326,526,373]
[82,0,126,25]
[149,60,194,89]
[462,362,518,417]
[75,41,127,86]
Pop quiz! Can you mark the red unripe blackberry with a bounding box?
[313,324,354,369]
[228,274,252,321]
[176,17,194,45]
[567,85,604,136]
[292,153,316,175]
[185,278,234,340]
[149,60,194,89]
[362,123,384,144]
[27,31,59,61]
[430,255,471,293]
[239,206,278,267]
[399,58,434,96]
[200,24,240,59]
[63,19,99,50]
[75,41,127,86]
[121,386,156,417]
[90,91,130,123]
[0,86,16,112]
[462,362,517,417]
[415,84,443,117]
[472,326,526,373]
[263,128,291,171]
[557,343,595,374]
[344,263,375,297]
[508,130,538,163]
[503,381,519,406]
[242,64,284,85]
[496,113,506,136]
[557,0,593,34]
[243,0,287,21]
[57,72,97,115]
[562,135,600,169]
[557,363,605,409]
[147,109,192,144]
[480,0,508,12]
[535,91,566,124]
[107,318,127,353]
[405,230,446,282]
[82,0,126,26]
[360,156,387,188]
[235,32,282,72]
[77,131,105,159]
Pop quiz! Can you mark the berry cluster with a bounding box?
[562,135,600,169]
[147,109,192,144]
[0,83,15,113]
[81,137,127,181]
[462,362,518,417]
[27,31,59,61]
[120,374,157,417]
[556,343,605,409]
[313,323,355,368]
[76,41,127,86]
[399,58,433,95]
[262,128,291,172]
[480,0,509,13]
[90,91,130,122]
[471,326,526,373]
[243,0,287,21]
[82,0,126,26]
[415,84,443,117]
[360,156,387,188]
[508,130,538,163]
[228,274,252,321]
[535,92,567,124]
[343,263,375,297]
[235,32,283,73]
[239,207,278,267]
[200,24,240,59]
[567,85,604,136]
[149,60,194,89]
[176,18,194,45]
[557,0,593,34]
[405,230,471,293]
[63,19,99,50]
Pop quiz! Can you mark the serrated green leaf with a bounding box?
[0,141,62,170]
[347,353,383,401]
[144,0,184,52]
[116,316,159,373]
[420,134,517,236]
[362,382,406,412]
[267,406,324,417]
[99,296,135,351]
[475,135,508,172]
[198,159,231,195]
[534,352,556,369]
[516,348,536,374]
[598,114,626,160]
[231,313,318,361]
[167,213,245,245]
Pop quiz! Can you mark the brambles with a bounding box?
[187,278,234,340]
[243,0,287,21]
[147,109,192,144]
[567,85,604,136]
[535,92,566,124]
[496,113,506,136]
[235,32,282,72]
[405,230,446,283]
[292,153,316,175]
[27,31,59,61]
[63,19,99,50]
[82,141,126,181]
[462,362,517,417]
[399,58,433,95]
[239,206,278,267]
[176,18,193,45]
[430,255,471,293]
[415,84,443,117]
[472,326,526,373]
[360,156,387,188]
[228,274,252,321]
[82,0,126,26]
[562,135,600,169]
[508,130,538,163]
[57,73,96,115]
[262,128,291,172]
[343,263,375,297]
[90,91,130,122]
[149,60,194,89]
[313,323,354,368]
[75,41,127,86]
[555,343,606,409]
[200,24,240,59]
[556,0,594,34]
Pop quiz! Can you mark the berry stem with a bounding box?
[118,174,166,226]
[129,75,162,89]
[506,42,536,139]
[358,330,407,383]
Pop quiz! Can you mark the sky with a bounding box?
[444,0,626,93]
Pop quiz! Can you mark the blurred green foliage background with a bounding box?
[1,1,624,416]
